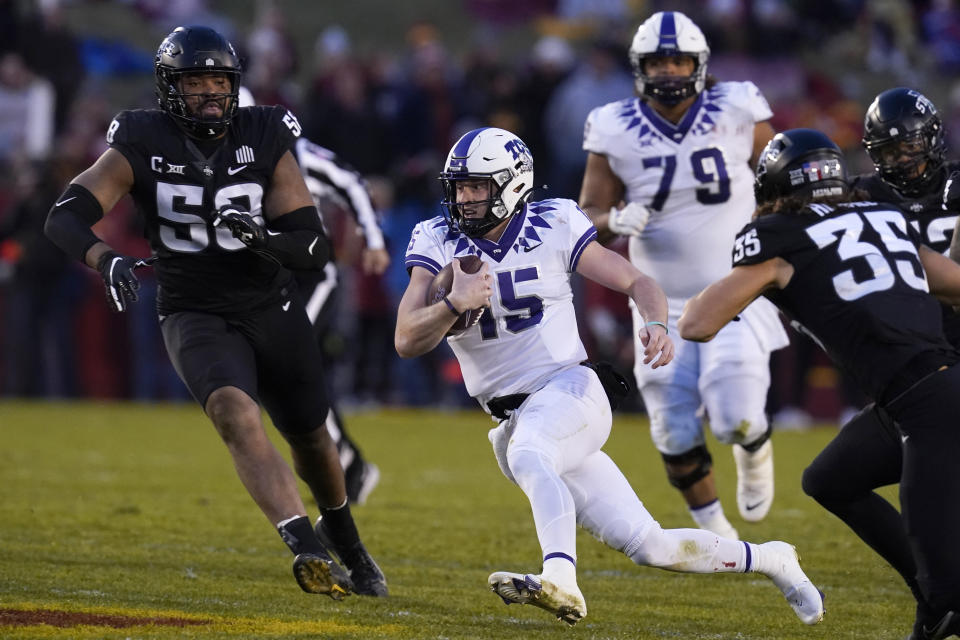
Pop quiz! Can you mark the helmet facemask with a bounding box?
[629,11,710,106]
[155,26,242,140]
[864,123,945,196]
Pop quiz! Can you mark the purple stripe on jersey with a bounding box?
[658,12,677,51]
[405,254,442,275]
[639,91,704,143]
[472,204,529,263]
[743,541,752,573]
[569,227,598,272]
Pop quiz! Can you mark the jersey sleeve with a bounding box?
[732,215,799,267]
[724,81,773,123]
[404,218,448,275]
[105,110,151,176]
[583,102,620,155]
[264,105,302,155]
[549,199,598,272]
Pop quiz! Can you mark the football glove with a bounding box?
[96,251,156,312]
[608,202,651,236]
[213,204,267,249]
[943,171,960,212]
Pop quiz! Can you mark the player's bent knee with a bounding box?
[206,387,262,443]
[662,446,712,490]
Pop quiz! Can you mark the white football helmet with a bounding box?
[629,11,710,105]
[439,127,534,237]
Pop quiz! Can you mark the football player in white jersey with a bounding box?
[579,11,787,539]
[395,127,822,629]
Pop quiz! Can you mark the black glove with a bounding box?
[96,251,156,312]
[943,171,960,211]
[213,204,267,249]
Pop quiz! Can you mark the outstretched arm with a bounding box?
[679,258,789,341]
[575,241,673,368]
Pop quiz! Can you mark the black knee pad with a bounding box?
[741,424,773,453]
[662,446,713,490]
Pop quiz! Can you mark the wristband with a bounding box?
[442,296,461,316]
[645,320,668,334]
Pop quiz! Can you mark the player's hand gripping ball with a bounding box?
[426,254,486,336]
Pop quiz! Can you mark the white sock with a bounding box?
[690,499,738,538]
[542,555,577,587]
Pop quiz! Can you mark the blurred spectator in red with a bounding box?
[244,0,300,109]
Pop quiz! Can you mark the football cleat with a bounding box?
[292,551,353,600]
[759,541,824,625]
[488,571,586,625]
[315,520,388,597]
[907,610,959,640]
[734,439,774,522]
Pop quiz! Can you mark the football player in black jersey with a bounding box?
[678,128,960,639]
[43,26,386,599]
[796,88,960,639]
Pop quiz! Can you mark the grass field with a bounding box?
[0,402,914,639]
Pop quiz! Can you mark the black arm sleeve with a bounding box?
[262,206,332,270]
[44,183,105,263]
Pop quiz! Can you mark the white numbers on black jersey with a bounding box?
[155,181,264,252]
[282,110,302,137]
[805,210,927,301]
[733,228,761,262]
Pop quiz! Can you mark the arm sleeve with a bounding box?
[44,183,105,262]
[260,205,332,270]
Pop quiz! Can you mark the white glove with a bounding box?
[607,202,650,236]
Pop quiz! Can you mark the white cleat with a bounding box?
[488,571,586,626]
[734,439,774,522]
[759,541,824,625]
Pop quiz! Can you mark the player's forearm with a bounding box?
[394,304,458,358]
[628,273,669,328]
[260,206,331,270]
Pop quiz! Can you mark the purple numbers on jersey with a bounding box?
[641,147,731,210]
[478,267,544,340]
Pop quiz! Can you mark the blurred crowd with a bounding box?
[3,0,960,425]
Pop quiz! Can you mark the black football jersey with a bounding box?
[107,105,303,315]
[733,200,956,400]
[851,162,960,345]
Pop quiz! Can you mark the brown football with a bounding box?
[426,254,486,336]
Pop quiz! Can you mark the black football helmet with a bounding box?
[155,26,242,140]
[754,129,848,205]
[862,87,946,195]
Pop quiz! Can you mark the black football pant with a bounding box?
[801,404,923,604]
[885,364,960,616]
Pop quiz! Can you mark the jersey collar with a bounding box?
[639,92,704,144]
[468,204,528,263]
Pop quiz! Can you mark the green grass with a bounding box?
[0,402,913,639]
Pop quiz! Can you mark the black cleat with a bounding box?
[315,520,388,597]
[907,610,959,640]
[292,550,354,600]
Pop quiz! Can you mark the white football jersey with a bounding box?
[405,198,596,406]
[584,81,771,299]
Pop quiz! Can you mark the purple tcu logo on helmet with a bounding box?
[504,139,531,161]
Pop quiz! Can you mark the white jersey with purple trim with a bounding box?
[405,198,596,407]
[584,81,771,299]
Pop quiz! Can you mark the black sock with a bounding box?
[320,500,361,548]
[277,515,324,555]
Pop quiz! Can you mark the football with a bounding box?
[426,254,485,336]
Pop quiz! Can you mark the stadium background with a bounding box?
[1,0,958,425]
